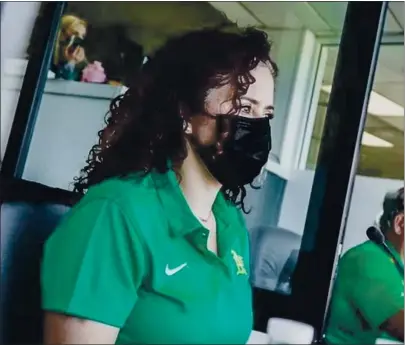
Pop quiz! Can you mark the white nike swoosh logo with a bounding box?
[165,263,187,276]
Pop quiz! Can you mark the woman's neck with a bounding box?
[386,232,404,262]
[178,146,221,221]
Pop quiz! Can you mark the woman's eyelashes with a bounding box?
[240,105,252,116]
[240,104,274,119]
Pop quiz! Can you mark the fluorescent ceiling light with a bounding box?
[321,85,404,117]
[362,131,393,148]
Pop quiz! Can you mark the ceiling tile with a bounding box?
[378,45,404,73]
[209,2,259,27]
[377,116,404,132]
[374,65,403,84]
[374,83,404,108]
[241,2,301,29]
[308,2,347,32]
[388,2,404,30]
[285,2,332,32]
[384,8,403,33]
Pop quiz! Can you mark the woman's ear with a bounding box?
[179,103,193,134]
[394,213,404,236]
[184,121,193,134]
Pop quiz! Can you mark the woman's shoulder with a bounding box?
[50,174,159,246]
[86,174,153,199]
[76,173,158,216]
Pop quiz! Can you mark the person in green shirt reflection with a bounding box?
[325,187,404,344]
[41,27,278,344]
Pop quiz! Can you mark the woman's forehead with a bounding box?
[245,64,275,105]
[205,64,275,108]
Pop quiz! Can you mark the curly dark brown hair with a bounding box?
[73,27,278,212]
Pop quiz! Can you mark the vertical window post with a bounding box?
[294,1,388,336]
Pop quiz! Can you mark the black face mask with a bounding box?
[191,114,271,188]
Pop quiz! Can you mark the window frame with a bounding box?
[264,29,322,180]
[299,35,404,172]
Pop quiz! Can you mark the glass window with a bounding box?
[248,1,403,302]
[21,2,229,189]
[18,2,350,298]
[242,2,348,297]
[324,3,404,343]
[20,2,346,190]
[1,0,397,339]
[10,0,393,314]
[305,43,404,181]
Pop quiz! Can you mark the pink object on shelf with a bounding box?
[81,61,106,83]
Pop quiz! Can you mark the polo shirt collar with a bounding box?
[150,167,234,238]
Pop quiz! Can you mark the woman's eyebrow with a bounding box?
[241,96,274,110]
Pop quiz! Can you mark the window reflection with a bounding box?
[248,1,403,302]
[50,13,145,86]
[306,44,404,180]
[21,2,233,188]
[324,5,404,343]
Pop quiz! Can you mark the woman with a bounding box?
[52,14,88,81]
[41,27,278,344]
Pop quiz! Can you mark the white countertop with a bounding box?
[2,75,124,100]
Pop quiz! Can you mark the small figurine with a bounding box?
[81,61,106,83]
[52,14,88,81]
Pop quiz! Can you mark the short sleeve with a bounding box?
[41,198,146,328]
[350,252,404,328]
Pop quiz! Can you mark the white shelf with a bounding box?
[2,58,125,100]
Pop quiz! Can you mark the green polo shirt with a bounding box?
[41,169,253,344]
[325,240,404,344]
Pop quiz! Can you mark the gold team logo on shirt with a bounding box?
[231,250,247,276]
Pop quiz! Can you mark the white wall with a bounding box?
[278,169,402,252]
[341,176,402,253]
[1,2,41,161]
[264,28,305,164]
[244,171,287,231]
[1,87,21,159]
[20,79,124,190]
[0,2,40,64]
[278,169,313,235]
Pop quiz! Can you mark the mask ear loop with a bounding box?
[183,119,192,134]
[255,165,268,187]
